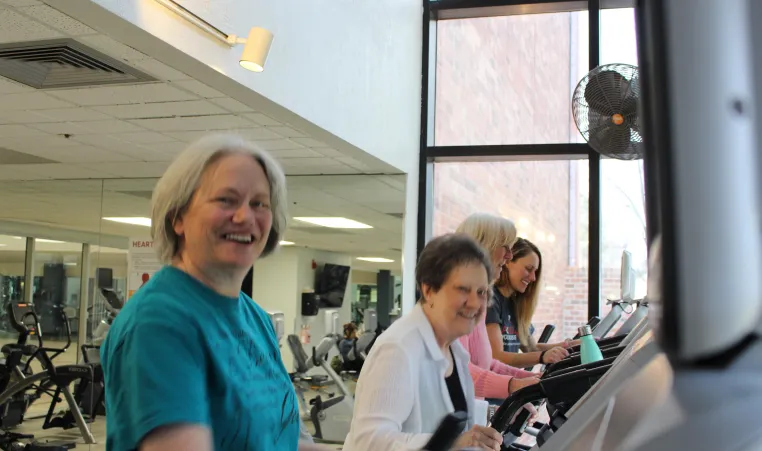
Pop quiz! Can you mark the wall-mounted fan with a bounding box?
[572,63,643,160]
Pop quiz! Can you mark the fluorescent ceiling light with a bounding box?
[294,217,372,229]
[104,217,152,227]
[357,257,395,263]
[279,241,295,246]
[36,238,64,243]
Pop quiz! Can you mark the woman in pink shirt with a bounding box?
[455,213,541,401]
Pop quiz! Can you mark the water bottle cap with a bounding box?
[578,324,593,336]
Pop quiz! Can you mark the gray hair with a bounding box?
[151,133,288,263]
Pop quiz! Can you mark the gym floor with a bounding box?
[1,338,346,450]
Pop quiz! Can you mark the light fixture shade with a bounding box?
[240,27,273,72]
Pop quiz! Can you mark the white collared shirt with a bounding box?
[343,303,477,451]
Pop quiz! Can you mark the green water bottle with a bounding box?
[578,325,604,364]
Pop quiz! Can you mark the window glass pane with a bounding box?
[432,160,589,342]
[0,234,27,339]
[600,8,638,66]
[599,8,647,321]
[31,238,84,346]
[435,11,589,146]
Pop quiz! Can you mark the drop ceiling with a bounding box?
[0,0,399,181]
[0,0,406,271]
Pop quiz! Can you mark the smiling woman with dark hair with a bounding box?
[344,233,503,451]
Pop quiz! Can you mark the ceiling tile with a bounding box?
[280,157,349,168]
[284,164,361,175]
[172,80,225,98]
[291,137,327,148]
[20,163,108,179]
[48,84,197,106]
[0,77,31,94]
[0,92,75,110]
[0,0,44,6]
[73,120,145,134]
[92,100,227,119]
[0,146,57,164]
[210,97,253,113]
[312,147,344,157]
[267,126,308,138]
[0,164,42,180]
[0,8,63,43]
[18,5,96,36]
[26,122,93,135]
[110,131,175,144]
[70,134,143,153]
[130,59,190,81]
[242,113,282,126]
[76,35,149,61]
[131,115,251,132]
[255,139,305,151]
[0,110,52,124]
[0,124,41,137]
[139,141,187,153]
[80,161,171,177]
[269,148,324,159]
[36,145,136,163]
[336,156,372,170]
[116,146,176,162]
[0,135,79,150]
[35,107,114,122]
[229,127,286,141]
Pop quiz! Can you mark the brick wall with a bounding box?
[435,12,583,145]
[433,11,594,341]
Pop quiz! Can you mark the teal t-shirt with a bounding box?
[100,266,299,451]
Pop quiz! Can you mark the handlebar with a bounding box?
[543,345,623,375]
[537,324,555,344]
[422,411,469,450]
[490,364,612,434]
[566,333,626,354]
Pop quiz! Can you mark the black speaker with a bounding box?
[301,292,319,316]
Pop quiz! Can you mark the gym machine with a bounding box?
[287,334,353,444]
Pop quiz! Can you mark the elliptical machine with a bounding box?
[287,334,353,444]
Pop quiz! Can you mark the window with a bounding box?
[434,11,589,146]
[432,159,589,341]
[598,8,647,317]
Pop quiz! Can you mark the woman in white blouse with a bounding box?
[343,234,504,451]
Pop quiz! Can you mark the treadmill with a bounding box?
[526,317,663,450]
[487,313,652,449]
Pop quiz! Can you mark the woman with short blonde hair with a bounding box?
[455,213,543,401]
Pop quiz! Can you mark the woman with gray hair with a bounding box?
[99,134,320,451]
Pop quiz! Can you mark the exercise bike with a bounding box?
[0,303,96,450]
[287,334,353,444]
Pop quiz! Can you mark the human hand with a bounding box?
[540,346,568,364]
[509,402,539,424]
[452,425,503,450]
[508,376,541,394]
[562,338,581,348]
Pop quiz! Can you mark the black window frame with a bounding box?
[416,0,636,320]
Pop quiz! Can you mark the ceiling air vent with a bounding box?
[0,39,156,89]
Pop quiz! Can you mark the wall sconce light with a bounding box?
[154,0,273,72]
[226,27,274,73]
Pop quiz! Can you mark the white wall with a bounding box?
[60,0,422,174]
[251,246,353,371]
